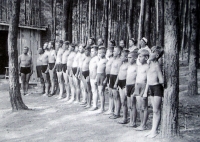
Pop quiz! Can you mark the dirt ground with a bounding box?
[0,78,200,142]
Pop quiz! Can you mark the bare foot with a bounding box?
[43,93,48,97]
[127,123,137,128]
[88,107,98,111]
[147,132,158,138]
[134,126,147,131]
[67,99,74,104]
[97,109,105,114]
[104,110,114,115]
[57,96,65,100]
[84,105,91,109]
[144,131,152,137]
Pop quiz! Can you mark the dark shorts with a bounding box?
[72,67,77,75]
[56,64,63,72]
[82,70,89,79]
[106,74,110,84]
[149,84,164,97]
[126,84,135,97]
[49,63,55,70]
[109,74,117,89]
[97,73,106,86]
[20,67,31,75]
[62,64,67,73]
[41,65,48,73]
[36,65,42,78]
[134,83,146,97]
[118,79,126,89]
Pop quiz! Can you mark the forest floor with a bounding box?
[0,64,200,142]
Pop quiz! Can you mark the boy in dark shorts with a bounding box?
[96,46,108,113]
[133,49,149,131]
[126,51,138,127]
[144,46,164,138]
[109,46,123,119]
[113,50,129,124]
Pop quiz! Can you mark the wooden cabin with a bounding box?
[0,23,47,83]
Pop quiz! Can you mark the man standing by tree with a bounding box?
[18,47,33,95]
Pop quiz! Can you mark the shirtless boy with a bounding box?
[88,37,95,47]
[18,46,33,95]
[80,46,92,108]
[97,38,104,47]
[61,41,70,100]
[48,41,57,96]
[88,45,99,111]
[144,46,164,138]
[41,42,50,96]
[36,47,45,94]
[109,46,123,119]
[96,46,108,113]
[66,43,77,103]
[55,40,65,99]
[113,50,129,124]
[104,42,115,115]
[126,51,138,127]
[133,49,149,131]
[119,40,126,49]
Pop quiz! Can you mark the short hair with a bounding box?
[24,46,29,50]
[91,45,99,51]
[64,41,70,45]
[99,46,106,53]
[107,46,114,51]
[85,46,91,51]
[89,37,95,43]
[141,37,148,44]
[49,41,54,45]
[56,40,63,45]
[129,38,137,45]
[129,51,138,59]
[139,49,149,57]
[70,43,76,48]
[109,40,116,46]
[98,38,104,43]
[122,49,130,55]
[151,46,164,59]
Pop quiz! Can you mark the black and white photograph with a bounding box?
[0,0,199,141]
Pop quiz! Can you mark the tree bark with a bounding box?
[88,0,92,38]
[161,0,179,137]
[144,0,150,46]
[8,0,28,111]
[156,0,164,46]
[127,0,133,38]
[103,0,109,48]
[188,0,198,96]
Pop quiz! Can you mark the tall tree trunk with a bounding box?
[68,0,73,42]
[88,0,92,39]
[138,0,145,47]
[127,0,133,38]
[62,0,70,41]
[188,0,198,95]
[103,0,109,47]
[144,0,150,46]
[8,0,28,111]
[156,0,164,46]
[161,0,179,137]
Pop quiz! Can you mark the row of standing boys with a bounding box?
[22,37,164,138]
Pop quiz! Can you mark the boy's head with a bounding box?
[97,38,104,46]
[140,37,147,48]
[74,44,79,52]
[88,37,95,45]
[23,46,29,54]
[98,46,106,58]
[48,41,54,50]
[91,45,98,57]
[63,41,70,50]
[128,51,138,64]
[38,47,44,54]
[138,49,149,64]
[85,46,91,56]
[43,42,49,50]
[106,46,114,58]
[119,40,125,48]
[79,43,86,53]
[69,43,75,52]
[108,40,116,47]
[129,38,137,47]
[113,46,123,57]
[55,40,63,48]
[120,49,129,62]
[149,46,164,61]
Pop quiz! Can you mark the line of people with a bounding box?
[33,37,164,138]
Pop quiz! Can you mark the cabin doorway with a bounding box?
[0,31,8,75]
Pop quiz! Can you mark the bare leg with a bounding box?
[42,73,50,96]
[49,69,56,95]
[20,74,26,95]
[104,87,114,114]
[118,88,128,123]
[57,72,64,99]
[63,72,70,100]
[97,86,105,113]
[25,73,32,94]
[89,79,98,111]
[146,96,162,138]
[80,77,87,104]
[128,96,137,126]
[85,77,92,107]
[75,77,81,102]
[112,89,121,116]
